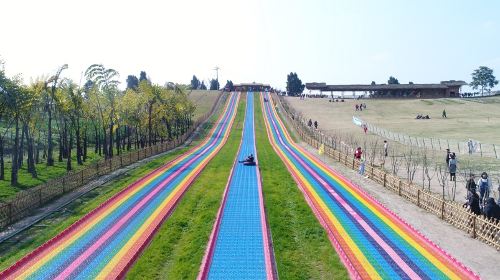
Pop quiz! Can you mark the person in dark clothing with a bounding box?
[465,174,476,192]
[308,119,312,127]
[239,154,255,165]
[483,198,500,220]
[448,153,457,181]
[314,121,318,129]
[463,187,481,215]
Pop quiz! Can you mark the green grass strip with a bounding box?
[255,95,348,279]
[126,96,246,279]
[0,147,188,270]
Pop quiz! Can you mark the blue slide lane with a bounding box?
[199,92,274,280]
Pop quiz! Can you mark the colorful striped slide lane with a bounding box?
[198,92,275,280]
[260,92,478,280]
[0,92,240,280]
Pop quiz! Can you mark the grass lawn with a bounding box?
[255,95,348,279]
[0,151,102,201]
[126,95,245,279]
[188,90,221,119]
[286,95,500,145]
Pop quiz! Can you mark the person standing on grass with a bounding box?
[383,140,388,157]
[363,124,368,134]
[442,109,447,118]
[355,104,359,111]
[477,172,492,205]
[308,119,312,127]
[448,153,457,181]
[467,139,474,154]
[314,121,318,129]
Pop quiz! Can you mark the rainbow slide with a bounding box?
[260,92,478,280]
[0,93,240,279]
[198,92,275,280]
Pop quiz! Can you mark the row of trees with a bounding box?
[0,63,195,185]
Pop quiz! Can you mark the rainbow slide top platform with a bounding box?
[0,93,240,280]
[260,92,478,280]
[198,92,275,280]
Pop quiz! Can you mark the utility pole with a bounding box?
[213,66,220,90]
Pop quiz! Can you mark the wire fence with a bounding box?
[355,117,499,160]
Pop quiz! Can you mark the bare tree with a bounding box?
[435,163,448,200]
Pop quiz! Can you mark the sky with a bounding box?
[1,0,499,91]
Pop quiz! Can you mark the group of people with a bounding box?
[355,103,367,111]
[463,172,500,220]
[415,114,431,119]
[307,119,318,129]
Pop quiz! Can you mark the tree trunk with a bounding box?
[76,122,82,165]
[36,138,41,164]
[94,125,99,154]
[148,103,153,147]
[127,126,132,151]
[67,127,72,171]
[115,125,120,155]
[0,136,4,180]
[108,123,113,158]
[47,107,54,166]
[58,132,63,162]
[83,128,88,162]
[11,117,20,185]
[26,126,37,178]
[18,123,25,168]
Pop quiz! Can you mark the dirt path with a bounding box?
[300,142,499,279]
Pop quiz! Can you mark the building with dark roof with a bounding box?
[305,80,467,98]
[233,82,271,92]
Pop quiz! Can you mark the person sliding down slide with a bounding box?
[239,154,255,165]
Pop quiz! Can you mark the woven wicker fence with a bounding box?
[272,93,500,250]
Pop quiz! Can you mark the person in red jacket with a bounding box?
[354,147,362,160]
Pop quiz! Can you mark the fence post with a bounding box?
[479,143,483,157]
[120,155,123,167]
[96,162,100,176]
[398,180,402,196]
[430,138,434,150]
[383,173,387,188]
[81,170,84,185]
[494,144,498,159]
[417,189,420,207]
[457,142,460,154]
[471,215,476,238]
[438,139,442,150]
[352,159,355,169]
[8,203,13,224]
[440,201,445,219]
